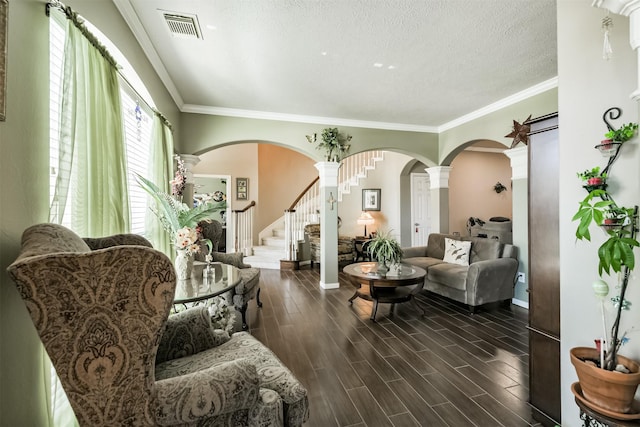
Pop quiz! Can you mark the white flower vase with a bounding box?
[175,249,194,281]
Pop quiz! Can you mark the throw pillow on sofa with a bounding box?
[443,238,472,266]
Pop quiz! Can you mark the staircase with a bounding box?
[244,151,384,269]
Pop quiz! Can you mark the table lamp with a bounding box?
[357,212,375,237]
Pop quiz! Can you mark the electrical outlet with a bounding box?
[517,272,525,283]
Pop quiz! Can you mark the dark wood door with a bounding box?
[527,113,561,426]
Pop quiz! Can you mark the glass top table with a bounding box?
[343,261,427,321]
[173,262,241,306]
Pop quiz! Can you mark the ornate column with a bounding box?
[425,166,452,233]
[592,0,640,101]
[315,162,341,289]
[179,154,200,207]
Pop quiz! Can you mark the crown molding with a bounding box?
[437,77,558,132]
[181,104,439,133]
[113,0,185,109]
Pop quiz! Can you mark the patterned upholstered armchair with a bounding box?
[304,223,355,266]
[196,219,262,330]
[7,223,308,426]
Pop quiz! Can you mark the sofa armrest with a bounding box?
[156,306,230,364]
[466,258,519,305]
[83,234,153,250]
[401,246,429,259]
[154,359,261,425]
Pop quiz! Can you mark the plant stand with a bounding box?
[574,390,640,426]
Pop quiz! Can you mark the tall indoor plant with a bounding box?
[571,114,640,414]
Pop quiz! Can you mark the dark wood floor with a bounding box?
[243,266,541,427]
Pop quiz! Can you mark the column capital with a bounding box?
[315,161,341,187]
[504,146,528,180]
[592,0,640,16]
[426,166,452,189]
[178,154,200,183]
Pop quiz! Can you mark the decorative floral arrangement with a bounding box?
[306,127,352,162]
[174,226,205,256]
[135,172,226,254]
[170,155,187,197]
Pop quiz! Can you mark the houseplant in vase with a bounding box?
[366,230,403,276]
[306,127,352,162]
[577,166,607,191]
[571,116,640,416]
[135,173,226,280]
[596,122,639,157]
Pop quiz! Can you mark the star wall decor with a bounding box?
[505,115,532,148]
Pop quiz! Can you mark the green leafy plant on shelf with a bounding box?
[306,127,352,162]
[604,122,639,143]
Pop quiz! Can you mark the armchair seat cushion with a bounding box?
[156,331,309,427]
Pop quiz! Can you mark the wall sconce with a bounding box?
[357,211,375,236]
[494,182,508,194]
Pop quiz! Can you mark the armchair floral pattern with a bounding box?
[7,223,308,426]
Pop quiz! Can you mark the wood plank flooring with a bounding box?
[243,266,541,427]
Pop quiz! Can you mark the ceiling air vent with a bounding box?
[161,11,202,40]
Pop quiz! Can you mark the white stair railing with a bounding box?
[281,151,384,262]
[232,201,256,256]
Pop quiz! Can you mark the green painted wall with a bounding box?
[0,2,52,425]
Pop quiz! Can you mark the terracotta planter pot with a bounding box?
[587,177,604,186]
[570,347,640,414]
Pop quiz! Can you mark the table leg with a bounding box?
[370,299,379,321]
[411,297,426,317]
[348,291,359,304]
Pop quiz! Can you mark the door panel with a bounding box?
[411,173,430,246]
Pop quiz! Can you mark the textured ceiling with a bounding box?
[116,0,558,130]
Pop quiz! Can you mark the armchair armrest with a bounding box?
[156,306,230,364]
[401,246,429,259]
[466,258,519,305]
[211,252,252,268]
[83,234,153,250]
[154,359,261,425]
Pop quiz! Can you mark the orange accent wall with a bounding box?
[257,145,317,235]
[449,150,513,235]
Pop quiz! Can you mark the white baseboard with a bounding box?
[512,298,529,309]
[320,281,339,290]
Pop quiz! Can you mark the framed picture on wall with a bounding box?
[362,188,381,211]
[236,177,248,200]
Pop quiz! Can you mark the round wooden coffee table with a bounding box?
[343,261,427,321]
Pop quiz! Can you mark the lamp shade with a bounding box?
[357,212,375,226]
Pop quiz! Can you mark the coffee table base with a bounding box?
[348,285,426,321]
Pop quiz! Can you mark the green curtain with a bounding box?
[51,12,130,237]
[147,112,175,257]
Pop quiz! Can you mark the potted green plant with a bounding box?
[366,230,403,275]
[306,127,352,162]
[571,119,640,413]
[577,166,607,187]
[604,122,639,143]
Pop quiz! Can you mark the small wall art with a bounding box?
[362,188,381,211]
[236,177,248,200]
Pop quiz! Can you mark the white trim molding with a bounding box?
[504,146,528,180]
[426,166,452,189]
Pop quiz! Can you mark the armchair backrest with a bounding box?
[7,223,176,426]
[197,219,224,257]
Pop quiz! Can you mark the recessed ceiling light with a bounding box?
[373,63,383,68]
[206,24,217,30]
[321,51,328,56]
[388,65,396,70]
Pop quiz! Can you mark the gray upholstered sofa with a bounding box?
[402,233,519,313]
